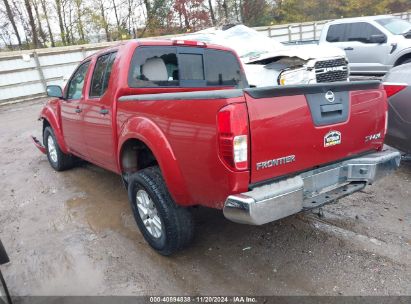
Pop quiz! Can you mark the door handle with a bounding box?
[344,47,354,51]
[100,109,109,115]
[75,108,82,113]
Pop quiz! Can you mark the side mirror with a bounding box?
[369,34,387,44]
[46,85,63,98]
[0,240,9,265]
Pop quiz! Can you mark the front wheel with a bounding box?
[398,58,411,66]
[43,126,74,171]
[127,167,194,256]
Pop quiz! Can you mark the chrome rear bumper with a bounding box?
[223,149,401,225]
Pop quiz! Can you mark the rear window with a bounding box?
[205,49,244,86]
[128,46,246,88]
[128,47,179,87]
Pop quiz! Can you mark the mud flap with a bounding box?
[31,136,46,154]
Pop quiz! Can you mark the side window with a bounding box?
[101,53,116,93]
[205,49,244,87]
[128,47,178,87]
[346,23,383,43]
[326,24,347,42]
[67,61,90,100]
[90,52,117,98]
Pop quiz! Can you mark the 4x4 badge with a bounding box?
[324,130,341,147]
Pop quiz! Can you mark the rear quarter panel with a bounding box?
[116,95,250,208]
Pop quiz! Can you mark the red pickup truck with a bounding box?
[33,39,400,255]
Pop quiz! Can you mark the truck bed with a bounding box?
[117,80,386,207]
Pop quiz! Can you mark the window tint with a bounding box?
[205,49,243,86]
[128,46,246,88]
[179,53,204,80]
[102,53,116,93]
[90,52,116,98]
[326,24,347,42]
[90,54,110,97]
[67,61,90,100]
[345,23,383,43]
[128,47,178,87]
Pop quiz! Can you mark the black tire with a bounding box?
[399,58,411,65]
[43,126,74,171]
[128,166,194,256]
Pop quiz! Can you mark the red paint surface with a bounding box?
[245,89,386,183]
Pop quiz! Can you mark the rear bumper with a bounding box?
[223,149,401,225]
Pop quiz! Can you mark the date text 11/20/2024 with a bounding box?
[149,296,258,303]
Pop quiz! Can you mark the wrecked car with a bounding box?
[178,24,349,87]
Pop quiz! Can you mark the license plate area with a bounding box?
[302,182,365,209]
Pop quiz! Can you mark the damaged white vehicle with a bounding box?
[179,25,349,87]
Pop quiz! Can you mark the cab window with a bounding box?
[67,61,90,100]
[128,47,179,87]
[345,22,384,43]
[89,52,117,98]
[128,46,246,88]
[326,24,347,42]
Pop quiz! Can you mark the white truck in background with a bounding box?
[319,15,411,75]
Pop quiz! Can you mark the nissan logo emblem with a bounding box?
[325,91,335,103]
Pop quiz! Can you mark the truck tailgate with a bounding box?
[244,81,386,184]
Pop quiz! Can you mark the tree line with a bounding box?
[1,0,410,50]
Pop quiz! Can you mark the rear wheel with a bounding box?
[43,126,74,171]
[127,166,194,255]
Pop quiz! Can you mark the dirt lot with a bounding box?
[0,99,410,296]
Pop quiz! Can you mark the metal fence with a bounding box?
[1,12,410,104]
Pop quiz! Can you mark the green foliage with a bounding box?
[2,0,411,50]
[274,0,411,24]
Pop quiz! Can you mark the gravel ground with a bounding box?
[0,99,410,297]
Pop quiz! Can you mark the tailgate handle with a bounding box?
[320,103,343,117]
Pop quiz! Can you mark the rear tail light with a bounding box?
[383,82,407,97]
[217,104,249,171]
[383,83,406,136]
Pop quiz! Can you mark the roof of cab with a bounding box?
[134,39,236,53]
[327,15,396,25]
[86,38,237,60]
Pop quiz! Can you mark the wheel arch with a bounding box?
[40,104,69,154]
[394,52,411,66]
[117,116,192,206]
